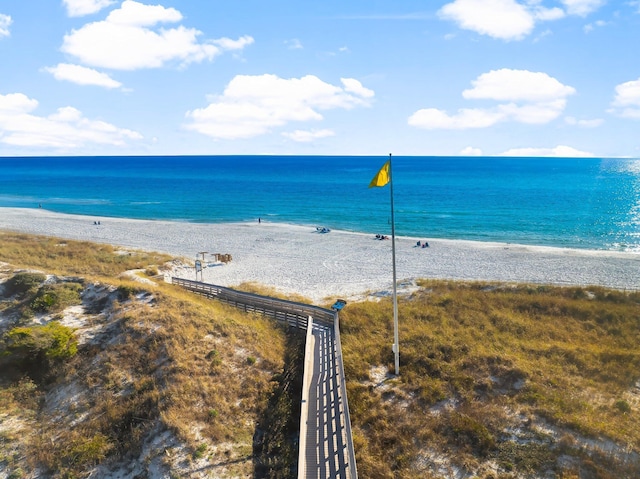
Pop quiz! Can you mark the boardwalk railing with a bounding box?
[171,277,334,328]
[298,315,314,478]
[171,277,358,478]
[333,313,358,479]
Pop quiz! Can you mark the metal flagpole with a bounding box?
[389,153,399,376]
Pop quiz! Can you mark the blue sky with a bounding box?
[1,0,640,157]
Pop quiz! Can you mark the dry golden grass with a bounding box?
[0,233,291,478]
[341,280,640,479]
[0,231,173,278]
[4,232,639,478]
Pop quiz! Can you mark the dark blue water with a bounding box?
[0,156,638,252]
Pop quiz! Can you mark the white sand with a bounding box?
[1,208,638,303]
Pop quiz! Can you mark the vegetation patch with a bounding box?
[29,282,83,313]
[253,329,305,478]
[341,281,640,478]
[0,234,288,479]
[2,272,46,297]
[1,321,77,381]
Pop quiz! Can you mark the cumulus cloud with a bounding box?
[409,69,575,129]
[438,0,604,40]
[63,0,116,17]
[460,146,483,156]
[500,145,594,157]
[583,19,607,33]
[560,0,605,16]
[438,0,536,40]
[463,68,575,101]
[185,74,374,140]
[282,129,335,142]
[438,0,566,40]
[285,39,303,50]
[564,116,603,127]
[0,13,12,37]
[610,77,640,119]
[61,0,253,70]
[44,63,122,89]
[409,108,504,129]
[0,92,142,148]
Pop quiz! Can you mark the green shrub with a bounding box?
[614,399,631,414]
[7,468,25,479]
[193,443,207,459]
[206,349,221,366]
[2,321,78,365]
[65,433,113,466]
[30,283,82,313]
[116,285,136,301]
[4,272,46,297]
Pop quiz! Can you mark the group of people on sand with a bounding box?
[375,234,390,240]
[417,240,429,248]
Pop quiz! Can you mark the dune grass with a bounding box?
[0,232,292,478]
[0,231,173,278]
[340,280,640,478]
[2,231,639,478]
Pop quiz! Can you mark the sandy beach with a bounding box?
[1,207,638,303]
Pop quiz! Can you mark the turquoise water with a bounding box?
[0,156,638,252]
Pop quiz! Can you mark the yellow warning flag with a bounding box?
[368,160,390,188]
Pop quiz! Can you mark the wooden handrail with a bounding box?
[171,277,334,327]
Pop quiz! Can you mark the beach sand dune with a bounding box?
[1,208,638,303]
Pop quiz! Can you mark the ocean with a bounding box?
[0,156,638,252]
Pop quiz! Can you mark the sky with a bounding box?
[1,0,640,158]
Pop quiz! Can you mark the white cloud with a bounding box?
[438,0,535,41]
[408,107,504,129]
[341,78,375,98]
[0,92,142,148]
[532,6,565,21]
[282,129,335,142]
[61,0,253,70]
[500,145,594,157]
[106,0,181,25]
[460,146,483,156]
[285,39,303,50]
[212,36,254,51]
[185,74,374,140]
[0,13,12,37]
[610,77,640,119]
[463,68,575,101]
[409,69,575,129]
[497,99,569,124]
[583,19,607,33]
[560,0,605,16]
[564,116,603,127]
[63,0,116,17]
[44,63,122,89]
[438,0,604,41]
[0,93,38,114]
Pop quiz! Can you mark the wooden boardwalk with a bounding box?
[300,321,351,478]
[171,278,357,479]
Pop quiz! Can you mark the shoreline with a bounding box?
[1,207,638,302]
